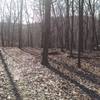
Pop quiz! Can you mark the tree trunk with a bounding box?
[1,20,4,47]
[91,14,99,50]
[19,0,23,48]
[41,0,51,66]
[65,0,70,50]
[70,0,74,56]
[84,12,89,50]
[78,0,84,68]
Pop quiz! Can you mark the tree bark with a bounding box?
[19,0,23,48]
[70,0,74,56]
[65,0,70,50]
[41,0,51,66]
[78,0,84,68]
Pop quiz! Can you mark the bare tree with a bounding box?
[0,0,6,47]
[65,0,70,50]
[70,0,74,56]
[19,0,23,48]
[78,0,84,68]
[88,0,99,50]
[84,10,89,50]
[52,2,64,51]
[41,0,51,66]
[39,0,45,48]
[25,0,33,47]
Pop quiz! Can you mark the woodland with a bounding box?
[0,0,100,100]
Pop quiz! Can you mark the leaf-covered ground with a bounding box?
[0,47,100,100]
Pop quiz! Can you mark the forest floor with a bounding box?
[0,47,100,100]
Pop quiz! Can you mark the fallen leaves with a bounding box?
[0,48,99,100]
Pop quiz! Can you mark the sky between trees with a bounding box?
[0,0,100,24]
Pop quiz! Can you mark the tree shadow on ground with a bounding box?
[47,64,100,100]
[50,58,100,85]
[0,51,22,100]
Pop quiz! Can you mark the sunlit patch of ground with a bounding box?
[0,47,99,100]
